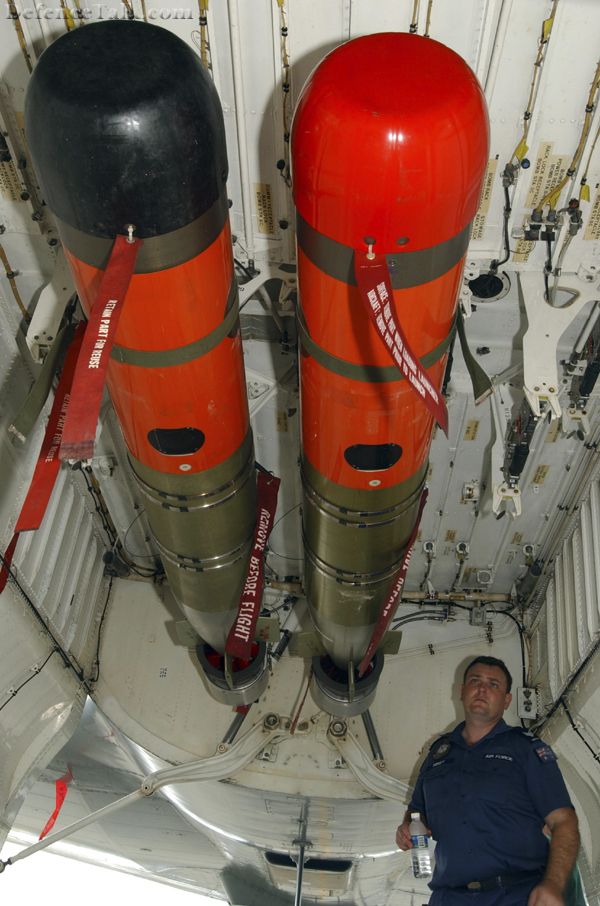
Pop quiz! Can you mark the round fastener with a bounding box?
[329,719,347,737]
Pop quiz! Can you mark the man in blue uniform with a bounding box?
[396,656,579,906]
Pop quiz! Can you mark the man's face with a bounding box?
[460,663,512,724]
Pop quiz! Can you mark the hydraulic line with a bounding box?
[578,123,600,202]
[7,0,34,73]
[509,0,560,167]
[534,58,600,215]
[361,710,384,762]
[198,0,212,72]
[0,244,30,323]
[424,0,434,37]
[409,0,420,34]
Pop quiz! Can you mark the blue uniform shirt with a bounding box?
[410,719,573,889]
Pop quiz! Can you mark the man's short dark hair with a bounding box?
[463,656,513,692]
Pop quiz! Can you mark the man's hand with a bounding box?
[395,815,431,850]
[528,807,579,906]
[527,879,564,906]
[396,817,412,850]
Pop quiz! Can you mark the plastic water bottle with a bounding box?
[409,811,432,879]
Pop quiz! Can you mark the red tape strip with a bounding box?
[60,235,142,462]
[39,768,73,840]
[225,470,281,660]
[15,323,86,532]
[354,250,449,436]
[0,533,19,595]
[357,488,429,678]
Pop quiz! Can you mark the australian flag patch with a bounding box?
[534,744,557,763]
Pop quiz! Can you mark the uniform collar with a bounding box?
[451,718,512,748]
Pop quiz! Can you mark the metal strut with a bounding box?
[293,801,310,906]
[0,715,284,873]
[328,720,410,802]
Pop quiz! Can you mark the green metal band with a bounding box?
[111,281,239,368]
[57,193,230,274]
[297,305,456,383]
[297,213,471,290]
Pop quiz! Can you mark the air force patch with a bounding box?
[432,740,451,761]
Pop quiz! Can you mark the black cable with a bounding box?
[121,508,157,561]
[391,611,449,627]
[234,256,256,280]
[266,550,303,562]
[537,637,600,730]
[0,648,60,714]
[497,610,527,689]
[543,235,554,302]
[90,576,113,683]
[490,185,512,271]
[272,502,301,531]
[560,698,600,763]
[78,465,117,548]
[419,558,432,591]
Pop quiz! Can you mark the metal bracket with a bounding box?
[237,263,296,310]
[327,723,410,803]
[490,386,522,518]
[25,248,74,363]
[563,406,591,437]
[519,273,595,420]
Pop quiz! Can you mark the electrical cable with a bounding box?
[265,502,303,564]
[543,235,554,302]
[271,501,301,531]
[78,465,117,548]
[497,610,527,688]
[275,0,292,188]
[6,0,34,73]
[534,57,600,215]
[424,0,434,37]
[509,1,560,168]
[121,508,157,561]
[560,698,600,762]
[409,0,420,33]
[579,123,600,202]
[391,611,451,627]
[198,0,212,72]
[490,185,512,272]
[90,577,113,683]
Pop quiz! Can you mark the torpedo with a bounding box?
[291,32,489,714]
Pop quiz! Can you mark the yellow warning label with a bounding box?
[525,142,568,208]
[545,419,561,443]
[255,183,274,235]
[511,532,523,545]
[445,529,456,542]
[512,231,536,263]
[513,142,568,263]
[471,159,498,241]
[464,420,480,441]
[0,160,22,201]
[276,410,288,432]
[532,465,550,485]
[583,191,600,241]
